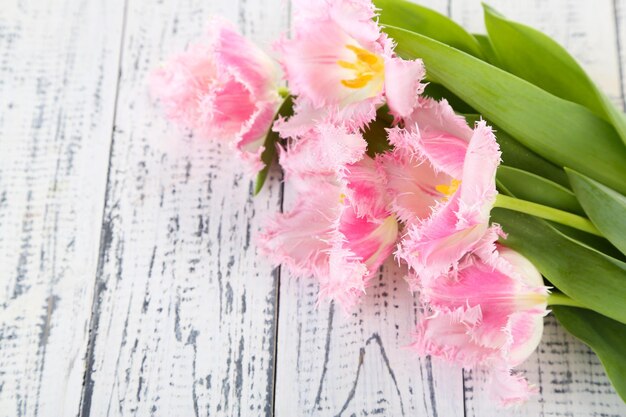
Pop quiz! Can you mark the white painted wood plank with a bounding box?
[275,259,464,417]
[274,1,464,415]
[449,1,626,415]
[614,0,626,109]
[0,1,125,416]
[80,1,288,416]
[464,316,626,417]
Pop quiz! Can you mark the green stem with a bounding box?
[253,95,294,195]
[494,194,602,236]
[547,292,587,309]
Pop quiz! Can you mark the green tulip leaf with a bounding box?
[473,33,500,66]
[491,208,626,324]
[567,168,626,255]
[494,166,622,258]
[495,178,513,197]
[374,0,483,58]
[552,306,626,402]
[424,83,476,114]
[497,166,583,214]
[254,95,293,195]
[463,114,569,187]
[383,25,626,195]
[483,4,626,146]
[364,106,393,157]
[549,224,625,261]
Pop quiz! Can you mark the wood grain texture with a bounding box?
[464,316,626,417]
[79,1,288,416]
[451,1,626,415]
[275,259,464,417]
[0,1,125,416]
[615,0,626,110]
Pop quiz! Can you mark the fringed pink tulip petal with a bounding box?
[379,127,451,224]
[506,311,545,367]
[406,98,473,177]
[279,123,367,185]
[401,214,493,290]
[422,249,549,354]
[335,99,381,132]
[277,0,385,110]
[321,208,398,311]
[150,43,217,129]
[412,130,469,180]
[277,21,359,108]
[275,96,381,140]
[384,57,426,119]
[150,18,280,174]
[381,153,450,224]
[257,182,341,278]
[396,115,501,282]
[339,209,398,272]
[328,0,380,44]
[413,246,547,407]
[273,97,327,139]
[488,368,538,408]
[275,0,399,130]
[259,170,397,311]
[318,202,398,309]
[456,121,501,228]
[211,20,279,96]
[343,156,390,218]
[409,97,473,141]
[235,100,279,174]
[319,246,370,312]
[290,0,379,46]
[400,207,490,284]
[412,306,497,367]
[499,247,550,366]
[385,125,421,157]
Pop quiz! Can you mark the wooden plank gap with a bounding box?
[77,0,131,415]
[612,0,626,110]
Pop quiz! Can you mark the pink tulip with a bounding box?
[258,181,398,309]
[412,246,549,406]
[257,180,343,279]
[150,18,281,173]
[258,130,398,309]
[377,98,502,285]
[275,0,425,135]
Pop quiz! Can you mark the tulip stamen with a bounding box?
[338,45,384,90]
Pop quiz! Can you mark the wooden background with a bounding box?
[1,0,625,416]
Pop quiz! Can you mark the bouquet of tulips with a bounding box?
[150,0,626,407]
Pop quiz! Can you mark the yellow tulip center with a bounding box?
[436,179,461,199]
[337,45,385,89]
